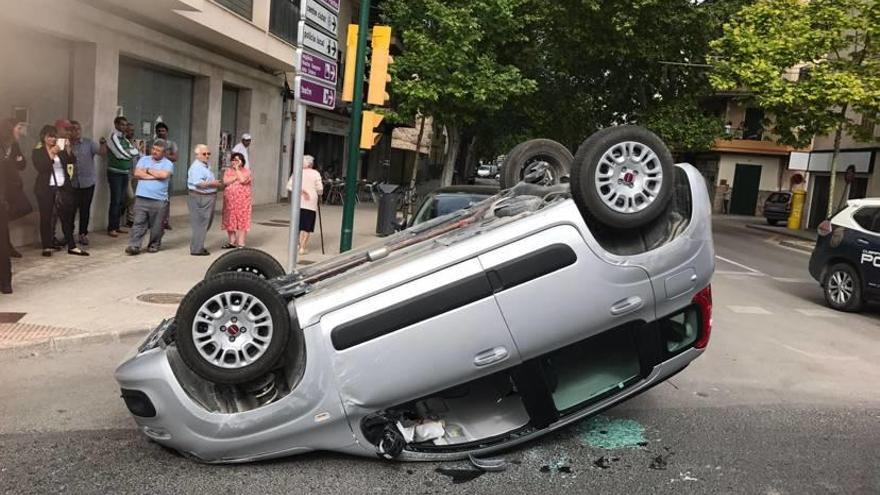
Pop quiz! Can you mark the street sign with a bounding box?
[295,76,336,110]
[299,21,338,59]
[301,0,338,35]
[314,0,339,14]
[296,49,338,85]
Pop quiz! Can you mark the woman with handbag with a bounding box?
[0,118,30,260]
[31,125,89,257]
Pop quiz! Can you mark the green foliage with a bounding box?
[710,0,880,147]
[381,0,537,127]
[643,100,725,152]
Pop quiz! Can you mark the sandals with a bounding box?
[221,243,237,249]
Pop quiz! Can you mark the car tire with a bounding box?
[571,126,674,230]
[766,218,778,226]
[205,248,285,280]
[500,139,573,189]
[823,263,863,312]
[175,272,291,384]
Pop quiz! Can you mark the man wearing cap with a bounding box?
[232,133,251,169]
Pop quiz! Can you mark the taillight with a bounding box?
[693,285,712,349]
[818,220,833,237]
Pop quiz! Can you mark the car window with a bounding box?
[853,207,880,233]
[766,192,790,203]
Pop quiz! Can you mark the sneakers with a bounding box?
[191,249,210,256]
[42,249,53,257]
[108,230,118,238]
[68,247,90,256]
[124,246,140,256]
[146,246,160,253]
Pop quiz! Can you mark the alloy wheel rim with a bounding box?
[192,290,274,369]
[594,141,663,214]
[828,271,854,305]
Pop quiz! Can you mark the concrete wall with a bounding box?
[0,0,289,247]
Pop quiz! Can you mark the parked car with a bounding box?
[763,191,792,225]
[809,198,880,311]
[115,126,715,463]
[410,185,500,227]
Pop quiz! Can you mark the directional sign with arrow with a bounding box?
[299,21,338,59]
[301,0,338,35]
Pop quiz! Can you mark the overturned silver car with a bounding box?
[115,126,715,463]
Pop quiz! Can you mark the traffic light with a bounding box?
[360,111,384,149]
[367,26,392,106]
[341,24,358,102]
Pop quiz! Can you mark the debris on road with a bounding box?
[435,467,484,484]
[578,415,646,449]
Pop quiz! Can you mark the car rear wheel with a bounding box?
[176,272,291,384]
[500,139,573,189]
[205,248,285,280]
[823,263,863,312]
[571,126,674,230]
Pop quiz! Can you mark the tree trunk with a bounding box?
[464,135,478,180]
[406,116,427,219]
[440,124,460,187]
[825,112,847,219]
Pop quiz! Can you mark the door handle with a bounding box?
[473,346,509,367]
[857,238,870,246]
[610,296,643,316]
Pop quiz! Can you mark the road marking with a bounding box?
[715,255,763,274]
[794,308,841,318]
[777,343,857,361]
[726,305,772,315]
[772,277,814,284]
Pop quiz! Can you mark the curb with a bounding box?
[779,240,814,253]
[745,223,817,242]
[0,328,149,361]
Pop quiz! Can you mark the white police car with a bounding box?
[810,198,880,311]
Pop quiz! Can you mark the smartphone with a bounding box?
[57,138,67,151]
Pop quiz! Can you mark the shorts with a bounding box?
[299,208,317,233]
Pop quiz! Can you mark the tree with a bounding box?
[382,0,537,186]
[710,0,880,218]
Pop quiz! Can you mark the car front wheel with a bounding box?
[176,272,291,384]
[823,263,863,312]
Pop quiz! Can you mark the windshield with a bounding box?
[767,192,790,203]
[413,193,494,225]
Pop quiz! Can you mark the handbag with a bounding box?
[6,186,32,220]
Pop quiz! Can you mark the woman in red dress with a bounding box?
[221,152,252,248]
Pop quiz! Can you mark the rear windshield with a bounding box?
[766,192,791,203]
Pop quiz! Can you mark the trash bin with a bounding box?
[376,184,401,236]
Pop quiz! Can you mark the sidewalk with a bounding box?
[0,200,384,356]
[714,214,818,253]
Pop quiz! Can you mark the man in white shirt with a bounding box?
[232,133,251,168]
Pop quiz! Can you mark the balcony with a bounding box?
[712,137,794,156]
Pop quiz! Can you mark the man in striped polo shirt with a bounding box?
[106,116,137,237]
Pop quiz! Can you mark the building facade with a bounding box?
[0,0,356,247]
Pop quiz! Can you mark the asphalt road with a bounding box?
[1,218,879,494]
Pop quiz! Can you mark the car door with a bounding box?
[321,258,521,410]
[477,225,655,361]
[852,207,880,293]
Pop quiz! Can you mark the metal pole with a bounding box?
[318,200,325,255]
[288,101,307,272]
[339,0,371,252]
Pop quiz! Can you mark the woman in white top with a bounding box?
[287,155,324,256]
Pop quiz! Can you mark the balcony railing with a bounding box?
[270,0,300,46]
